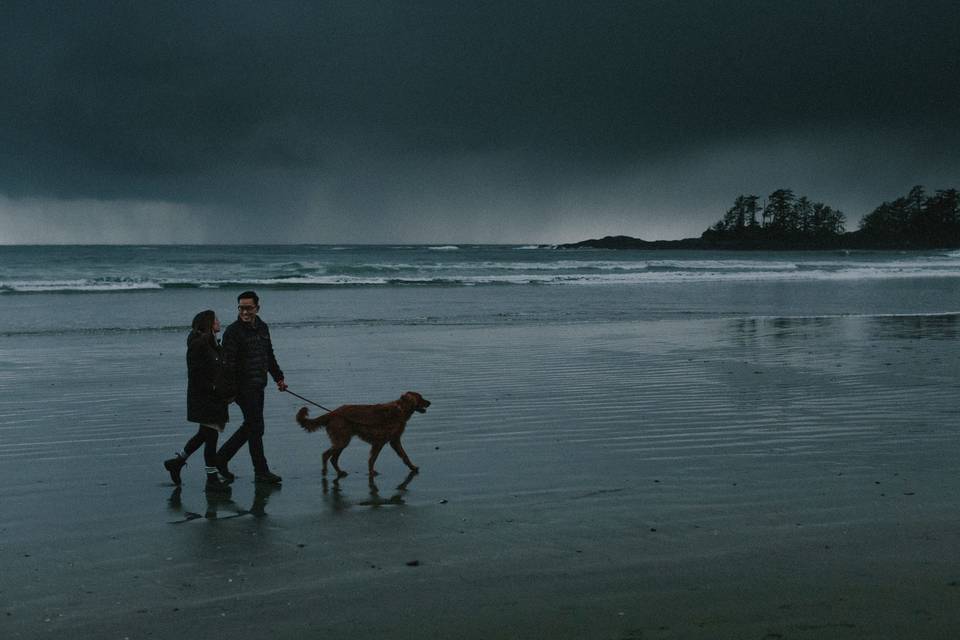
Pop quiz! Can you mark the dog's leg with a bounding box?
[321,448,335,476]
[390,438,418,473]
[331,447,348,478]
[367,442,386,477]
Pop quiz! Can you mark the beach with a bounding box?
[2,286,960,638]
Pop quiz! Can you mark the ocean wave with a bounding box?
[5,247,960,294]
[645,260,799,271]
[5,265,960,292]
[326,260,653,273]
[219,267,960,286]
[0,279,164,293]
[240,259,805,275]
[559,267,960,285]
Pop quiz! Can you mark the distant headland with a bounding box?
[560,185,959,250]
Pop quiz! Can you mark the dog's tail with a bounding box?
[296,407,331,433]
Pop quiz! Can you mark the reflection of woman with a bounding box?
[163,310,231,492]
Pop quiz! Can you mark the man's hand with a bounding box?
[277,379,288,392]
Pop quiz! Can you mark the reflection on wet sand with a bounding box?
[166,483,283,523]
[360,470,418,508]
[730,312,960,346]
[867,312,959,340]
[247,483,282,518]
[322,470,418,512]
[730,316,837,346]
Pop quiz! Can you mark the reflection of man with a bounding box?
[216,290,287,484]
[249,483,281,518]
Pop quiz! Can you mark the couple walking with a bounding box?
[164,290,288,491]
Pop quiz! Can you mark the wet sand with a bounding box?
[2,314,960,639]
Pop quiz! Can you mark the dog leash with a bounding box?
[283,389,333,413]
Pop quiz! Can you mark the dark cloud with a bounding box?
[1,1,958,242]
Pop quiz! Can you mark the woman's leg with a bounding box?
[202,427,219,471]
[203,426,230,491]
[182,427,207,459]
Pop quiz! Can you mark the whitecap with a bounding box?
[2,280,163,293]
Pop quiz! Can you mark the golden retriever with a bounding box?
[296,392,430,477]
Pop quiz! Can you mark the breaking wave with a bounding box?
[3,245,960,293]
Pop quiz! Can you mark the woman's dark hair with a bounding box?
[191,309,217,334]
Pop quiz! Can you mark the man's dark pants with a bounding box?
[218,387,269,473]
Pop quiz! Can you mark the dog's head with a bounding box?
[401,391,431,413]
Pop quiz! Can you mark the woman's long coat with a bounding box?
[186,332,230,425]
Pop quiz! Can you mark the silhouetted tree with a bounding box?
[859,185,957,247]
[918,189,960,246]
[744,195,761,229]
[860,185,923,243]
[764,189,797,231]
[705,185,959,249]
[795,196,813,234]
[705,189,845,247]
[719,194,761,234]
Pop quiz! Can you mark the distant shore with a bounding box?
[561,185,959,251]
[558,233,959,251]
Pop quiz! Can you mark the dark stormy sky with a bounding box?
[1,1,958,243]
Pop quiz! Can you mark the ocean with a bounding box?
[2,244,959,336]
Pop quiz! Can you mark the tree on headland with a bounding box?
[810,202,845,238]
[795,196,813,234]
[560,184,958,250]
[716,194,761,235]
[703,188,846,248]
[859,185,960,248]
[857,185,923,243]
[765,189,797,232]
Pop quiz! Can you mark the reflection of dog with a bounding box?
[296,392,430,477]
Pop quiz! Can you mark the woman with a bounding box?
[163,310,232,491]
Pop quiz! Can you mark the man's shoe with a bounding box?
[215,457,235,481]
[255,471,282,485]
[163,455,186,485]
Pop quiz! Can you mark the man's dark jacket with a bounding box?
[222,317,284,393]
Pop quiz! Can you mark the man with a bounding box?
[216,290,288,484]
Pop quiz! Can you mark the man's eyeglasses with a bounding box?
[238,304,258,312]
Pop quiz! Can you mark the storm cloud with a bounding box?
[1,1,958,243]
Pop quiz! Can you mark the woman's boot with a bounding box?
[163,454,187,485]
